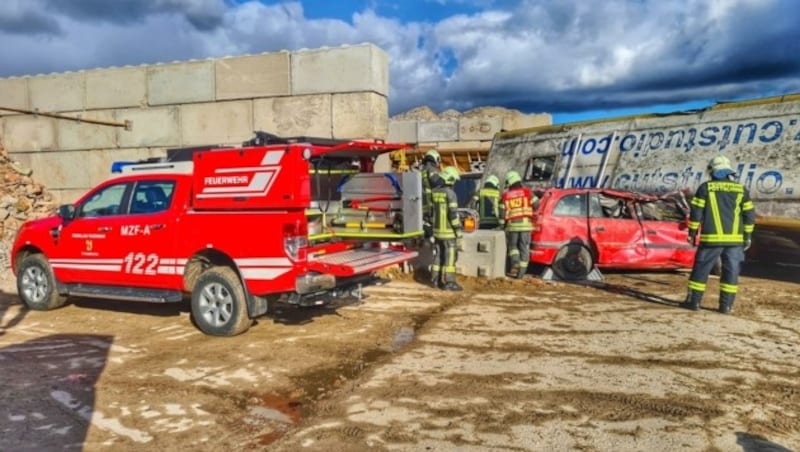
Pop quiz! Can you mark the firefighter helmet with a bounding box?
[707,155,734,178]
[424,149,441,165]
[441,166,460,185]
[485,175,499,188]
[505,170,522,187]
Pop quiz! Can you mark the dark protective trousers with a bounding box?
[506,231,531,274]
[687,245,744,308]
[432,238,458,285]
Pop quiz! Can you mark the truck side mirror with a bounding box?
[58,204,76,221]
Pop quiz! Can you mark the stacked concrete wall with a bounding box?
[0,44,389,202]
[380,113,552,172]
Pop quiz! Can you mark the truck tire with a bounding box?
[16,254,67,310]
[552,244,594,281]
[191,266,251,336]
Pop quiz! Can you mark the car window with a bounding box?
[79,183,128,217]
[639,199,685,222]
[593,194,634,219]
[130,181,175,214]
[552,193,587,217]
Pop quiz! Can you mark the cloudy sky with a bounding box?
[1,0,799,123]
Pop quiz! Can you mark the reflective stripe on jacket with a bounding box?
[477,187,500,227]
[501,187,534,232]
[689,179,756,245]
[432,186,461,239]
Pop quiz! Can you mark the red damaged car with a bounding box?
[529,188,696,280]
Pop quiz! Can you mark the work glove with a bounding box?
[743,234,752,251]
[456,234,464,250]
[687,231,696,247]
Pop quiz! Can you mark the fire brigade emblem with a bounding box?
[85,240,93,252]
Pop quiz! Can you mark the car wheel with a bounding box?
[552,244,594,281]
[16,254,67,310]
[191,266,251,336]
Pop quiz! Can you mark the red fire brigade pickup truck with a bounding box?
[11,133,423,336]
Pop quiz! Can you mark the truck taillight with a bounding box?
[284,221,308,261]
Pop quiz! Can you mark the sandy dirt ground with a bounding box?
[1,264,798,451]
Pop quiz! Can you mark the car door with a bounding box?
[588,193,648,266]
[637,197,695,267]
[50,181,132,284]
[116,180,179,289]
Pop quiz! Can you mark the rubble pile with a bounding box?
[0,144,57,274]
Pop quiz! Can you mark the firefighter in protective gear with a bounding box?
[420,149,441,237]
[500,170,535,279]
[470,174,501,229]
[681,155,756,314]
[431,166,463,291]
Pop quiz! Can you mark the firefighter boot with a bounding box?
[442,281,463,292]
[719,292,735,314]
[679,290,702,311]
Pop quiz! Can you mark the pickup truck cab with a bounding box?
[12,133,423,336]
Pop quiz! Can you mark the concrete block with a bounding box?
[11,147,166,194]
[418,120,458,143]
[216,52,290,100]
[457,230,507,278]
[50,189,88,205]
[0,77,29,112]
[459,116,503,141]
[388,120,418,143]
[116,107,180,148]
[292,44,389,96]
[332,92,388,139]
[148,61,214,106]
[57,110,117,151]
[86,67,147,109]
[253,94,332,137]
[3,115,57,151]
[180,100,253,146]
[29,72,85,112]
[502,113,552,131]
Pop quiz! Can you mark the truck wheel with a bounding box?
[552,244,594,281]
[16,254,67,310]
[191,266,251,336]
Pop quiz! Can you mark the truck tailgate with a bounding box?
[308,248,417,277]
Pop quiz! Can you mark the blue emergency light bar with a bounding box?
[111,161,138,173]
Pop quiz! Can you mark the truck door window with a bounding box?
[131,181,175,214]
[79,183,129,217]
[523,156,555,182]
[552,193,587,217]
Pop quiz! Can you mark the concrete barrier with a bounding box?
[216,53,290,101]
[29,72,85,113]
[254,94,332,138]
[2,115,58,152]
[148,61,215,106]
[332,92,387,139]
[0,78,29,111]
[459,116,503,141]
[292,44,388,96]
[116,107,181,148]
[387,120,417,143]
[418,120,459,142]
[58,110,117,151]
[180,100,253,146]
[457,230,507,278]
[86,67,147,110]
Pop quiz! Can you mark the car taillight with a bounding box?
[283,221,308,261]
